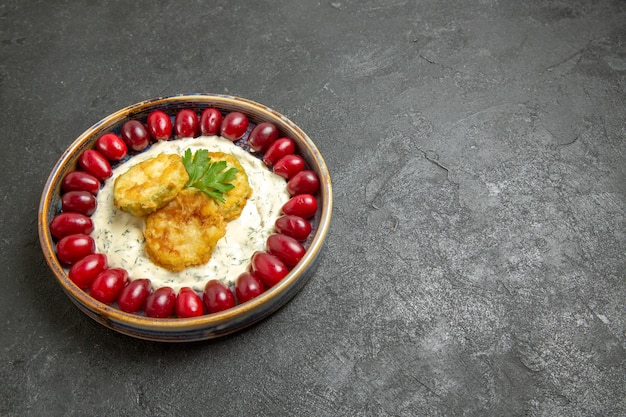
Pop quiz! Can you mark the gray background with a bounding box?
[1,1,624,416]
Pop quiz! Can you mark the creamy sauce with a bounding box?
[90,136,290,292]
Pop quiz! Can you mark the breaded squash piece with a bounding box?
[114,154,189,217]
[144,189,227,271]
[206,151,252,221]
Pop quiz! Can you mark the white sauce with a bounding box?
[90,136,290,292]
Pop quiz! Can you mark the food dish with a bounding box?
[38,94,332,342]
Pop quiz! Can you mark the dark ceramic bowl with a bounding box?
[38,94,332,342]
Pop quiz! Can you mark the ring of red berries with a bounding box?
[50,107,320,318]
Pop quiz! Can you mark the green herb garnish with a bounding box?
[182,149,238,203]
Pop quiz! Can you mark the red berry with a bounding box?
[263,137,295,167]
[145,286,176,318]
[287,170,320,195]
[61,190,97,216]
[117,279,152,313]
[175,287,205,318]
[68,253,108,289]
[199,108,222,136]
[221,112,248,141]
[174,109,199,138]
[50,212,94,239]
[78,149,112,181]
[282,194,318,219]
[273,154,305,179]
[235,272,265,304]
[95,133,128,161]
[146,110,173,141]
[266,234,306,267]
[274,215,312,241]
[248,122,279,152]
[203,280,235,313]
[56,234,95,265]
[61,171,100,195]
[90,268,128,303]
[251,251,289,288]
[120,120,150,151]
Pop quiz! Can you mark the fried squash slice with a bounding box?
[113,154,189,217]
[144,189,227,272]
[204,151,252,222]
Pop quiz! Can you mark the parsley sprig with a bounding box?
[182,149,238,203]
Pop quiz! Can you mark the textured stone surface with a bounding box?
[1,0,624,416]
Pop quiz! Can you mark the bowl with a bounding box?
[38,94,332,342]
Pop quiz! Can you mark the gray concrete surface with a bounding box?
[1,1,624,416]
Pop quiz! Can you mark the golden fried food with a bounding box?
[113,154,189,217]
[127,150,251,271]
[144,189,227,271]
[206,151,252,221]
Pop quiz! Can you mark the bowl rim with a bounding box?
[38,93,332,341]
